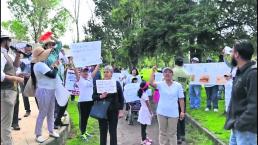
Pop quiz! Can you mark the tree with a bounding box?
[1,20,29,41]
[8,0,71,42]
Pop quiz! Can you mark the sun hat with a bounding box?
[162,67,173,73]
[1,30,14,39]
[31,46,52,63]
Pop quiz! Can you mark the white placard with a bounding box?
[112,73,124,87]
[70,41,102,67]
[96,80,117,93]
[65,69,79,95]
[55,77,71,106]
[155,72,163,82]
[184,62,231,85]
[123,83,140,103]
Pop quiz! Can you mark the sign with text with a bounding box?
[65,69,79,95]
[155,72,164,82]
[70,41,102,67]
[123,83,140,103]
[96,80,117,93]
[184,62,231,85]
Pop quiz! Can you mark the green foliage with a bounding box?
[86,0,256,66]
[7,0,71,42]
[66,99,99,145]
[1,20,29,40]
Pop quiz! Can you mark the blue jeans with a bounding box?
[205,86,218,109]
[230,129,257,145]
[189,85,201,109]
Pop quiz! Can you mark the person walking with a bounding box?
[172,57,192,144]
[1,31,24,145]
[92,65,124,145]
[150,66,185,145]
[224,39,257,145]
[137,81,153,145]
[31,46,60,143]
[126,67,142,84]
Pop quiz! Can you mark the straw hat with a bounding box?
[31,47,52,63]
[1,30,14,39]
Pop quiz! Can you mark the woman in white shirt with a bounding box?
[30,47,60,143]
[126,67,142,84]
[150,66,185,145]
[72,59,100,141]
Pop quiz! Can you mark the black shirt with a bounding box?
[224,61,257,133]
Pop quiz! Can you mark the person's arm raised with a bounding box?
[150,66,157,88]
[70,57,80,81]
[91,64,100,78]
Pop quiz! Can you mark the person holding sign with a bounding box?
[72,58,100,141]
[150,66,185,145]
[126,67,142,84]
[92,65,124,145]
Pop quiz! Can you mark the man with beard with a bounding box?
[224,39,257,145]
[1,31,24,145]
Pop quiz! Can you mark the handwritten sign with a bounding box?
[184,62,231,85]
[70,41,102,67]
[65,69,79,95]
[96,80,117,93]
[123,83,140,103]
[155,72,163,82]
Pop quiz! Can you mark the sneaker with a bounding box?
[141,139,151,145]
[146,137,153,143]
[85,132,93,138]
[205,108,210,111]
[214,109,218,112]
[35,136,46,143]
[49,131,60,138]
[80,134,88,141]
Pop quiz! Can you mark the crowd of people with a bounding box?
[1,29,257,145]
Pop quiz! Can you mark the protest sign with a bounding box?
[123,83,140,103]
[96,80,117,93]
[65,69,79,95]
[70,41,102,67]
[155,72,163,82]
[112,73,124,86]
[184,62,231,85]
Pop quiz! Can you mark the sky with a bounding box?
[1,0,96,45]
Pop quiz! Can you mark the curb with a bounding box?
[185,113,227,145]
[42,111,71,145]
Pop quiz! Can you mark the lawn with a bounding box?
[66,99,100,145]
[186,86,230,144]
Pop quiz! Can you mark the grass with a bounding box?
[66,98,100,145]
[186,86,230,144]
[186,124,213,145]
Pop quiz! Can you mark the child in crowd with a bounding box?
[137,81,153,145]
[224,73,233,113]
[71,58,100,141]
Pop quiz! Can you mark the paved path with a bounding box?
[11,94,59,145]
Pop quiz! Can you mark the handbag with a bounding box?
[23,77,35,97]
[90,100,111,119]
[153,89,160,104]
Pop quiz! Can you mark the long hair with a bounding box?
[137,81,149,98]
[30,63,37,89]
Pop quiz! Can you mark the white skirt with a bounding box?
[137,108,152,125]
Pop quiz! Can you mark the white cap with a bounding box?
[224,46,232,55]
[1,30,14,38]
[192,57,199,62]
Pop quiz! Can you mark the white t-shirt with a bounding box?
[34,62,56,89]
[156,81,184,118]
[77,76,94,102]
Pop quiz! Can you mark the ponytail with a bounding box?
[137,81,149,98]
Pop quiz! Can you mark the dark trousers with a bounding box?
[71,95,75,101]
[12,87,19,126]
[141,124,147,141]
[177,95,186,140]
[54,99,68,125]
[78,101,94,134]
[20,77,38,111]
[98,110,119,145]
[205,86,219,109]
